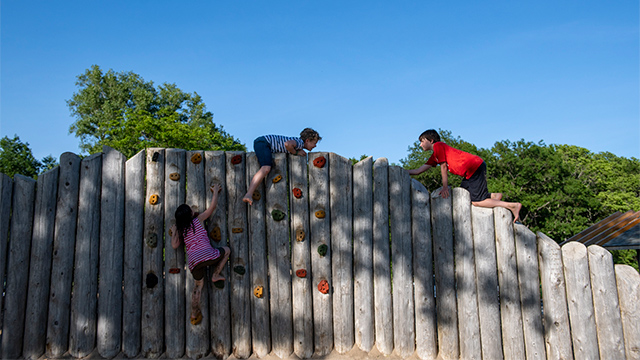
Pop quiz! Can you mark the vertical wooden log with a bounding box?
[142,149,164,358]
[513,224,546,360]
[431,187,458,359]
[562,241,599,359]
[97,146,125,358]
[494,207,525,360]
[23,168,59,359]
[373,158,393,356]
[588,245,626,359]
[245,152,270,358]
[536,232,573,360]
[1,174,36,359]
[330,153,354,354]
[69,153,102,358]
[452,188,481,360]
[389,166,415,358]
[353,157,374,353]
[308,152,333,356]
[266,153,293,359]
[290,154,313,359]
[615,264,640,360]
[411,179,437,360]
[472,206,503,360]
[186,150,210,358]
[206,151,231,358]
[123,151,145,358]
[46,153,81,358]
[226,151,251,359]
[164,149,186,359]
[0,173,12,338]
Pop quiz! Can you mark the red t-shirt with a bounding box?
[426,142,483,179]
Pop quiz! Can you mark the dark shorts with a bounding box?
[191,247,227,281]
[254,137,273,167]
[460,162,490,202]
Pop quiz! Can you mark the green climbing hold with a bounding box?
[317,244,328,257]
[271,209,286,221]
[233,265,246,275]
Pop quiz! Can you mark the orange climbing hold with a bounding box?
[318,280,330,294]
[149,194,159,205]
[313,156,326,168]
[292,188,302,199]
[296,269,307,278]
[232,228,243,233]
[231,154,242,165]
[254,286,264,298]
[210,226,221,242]
[272,174,282,183]
[315,210,326,219]
[169,172,180,181]
[190,153,202,164]
[295,229,305,242]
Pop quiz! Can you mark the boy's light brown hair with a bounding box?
[300,128,321,142]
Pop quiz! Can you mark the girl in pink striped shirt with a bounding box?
[171,184,230,325]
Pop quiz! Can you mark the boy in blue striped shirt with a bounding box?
[243,128,321,205]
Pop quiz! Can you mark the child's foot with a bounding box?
[242,195,253,205]
[190,308,203,325]
[511,203,522,223]
[211,274,225,283]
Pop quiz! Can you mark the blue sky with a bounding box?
[2,1,638,164]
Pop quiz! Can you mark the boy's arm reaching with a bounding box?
[439,163,450,198]
[407,164,432,175]
[198,184,222,222]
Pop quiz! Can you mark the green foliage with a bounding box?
[67,65,245,158]
[612,250,639,272]
[0,135,54,178]
[349,154,370,165]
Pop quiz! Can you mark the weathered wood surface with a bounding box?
[536,232,573,360]
[206,150,231,358]
[246,152,271,358]
[290,153,313,359]
[431,187,459,360]
[308,152,333,356]
[513,224,546,360]
[266,153,293,359]
[372,158,393,356]
[46,153,81,358]
[471,206,503,360]
[562,241,599,359]
[164,149,186,358]
[97,146,125,358]
[69,154,102,358]
[494,207,525,360]
[588,246,626,359]
[353,157,374,353]
[390,166,415,358]
[615,265,640,360]
[0,173,12,339]
[227,150,251,359]
[123,151,145,357]
[142,148,164,358]
[452,188,481,360]
[411,179,437,360]
[1,174,36,360]
[23,168,59,360]
[330,153,355,354]
[186,150,209,359]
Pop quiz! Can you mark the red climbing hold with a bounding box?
[231,154,242,165]
[313,156,326,168]
[318,279,329,294]
[296,269,307,278]
[169,268,180,274]
[292,187,302,199]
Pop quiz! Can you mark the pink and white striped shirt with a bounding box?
[183,218,219,271]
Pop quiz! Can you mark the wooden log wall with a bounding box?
[0,147,639,360]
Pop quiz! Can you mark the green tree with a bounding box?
[0,135,55,178]
[68,65,245,158]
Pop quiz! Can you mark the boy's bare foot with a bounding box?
[242,195,253,205]
[511,203,522,223]
[211,274,225,283]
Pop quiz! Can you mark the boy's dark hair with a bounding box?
[300,128,321,142]
[419,129,440,143]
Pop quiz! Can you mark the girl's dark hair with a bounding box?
[419,129,441,143]
[300,128,321,142]
[175,204,195,241]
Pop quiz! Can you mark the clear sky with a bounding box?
[2,1,638,164]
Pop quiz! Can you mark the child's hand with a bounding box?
[210,184,222,194]
[439,186,450,199]
[297,149,307,156]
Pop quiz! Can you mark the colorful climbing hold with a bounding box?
[146,233,158,248]
[315,210,326,219]
[210,226,221,242]
[169,172,180,181]
[271,209,286,221]
[149,194,159,205]
[252,191,261,201]
[231,154,242,165]
[169,268,180,274]
[296,269,307,278]
[190,153,202,164]
[254,286,264,298]
[191,312,203,325]
[318,280,330,294]
[272,174,282,183]
[233,265,246,275]
[317,244,328,257]
[295,229,305,242]
[313,156,326,168]
[232,227,243,233]
[292,187,303,199]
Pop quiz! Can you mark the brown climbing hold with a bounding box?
[272,174,282,183]
[315,210,326,219]
[254,286,264,298]
[169,172,180,181]
[231,154,242,165]
[296,269,307,278]
[169,268,180,274]
[292,187,302,199]
[295,229,305,242]
[232,227,243,234]
[318,280,330,294]
[313,156,326,168]
[210,226,221,242]
[149,194,159,205]
[190,153,202,164]
[190,312,203,325]
[252,191,261,201]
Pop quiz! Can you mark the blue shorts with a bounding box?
[254,137,272,167]
[460,162,490,202]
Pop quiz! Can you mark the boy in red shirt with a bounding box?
[407,129,521,223]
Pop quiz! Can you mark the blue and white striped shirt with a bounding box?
[263,135,304,153]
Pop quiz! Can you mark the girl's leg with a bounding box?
[191,278,204,324]
[211,246,231,283]
[243,165,271,205]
